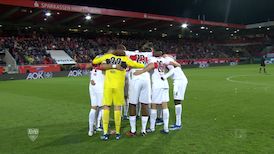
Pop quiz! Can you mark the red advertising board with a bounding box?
[18,64,61,74]
[0,66,4,75]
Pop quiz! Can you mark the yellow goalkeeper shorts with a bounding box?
[103,88,125,106]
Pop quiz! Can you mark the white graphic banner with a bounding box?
[47,50,76,64]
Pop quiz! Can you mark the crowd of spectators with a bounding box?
[0,33,269,65]
[0,36,54,65]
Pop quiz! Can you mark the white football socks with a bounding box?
[141,116,149,133]
[150,109,157,131]
[175,104,182,126]
[157,108,163,119]
[123,99,129,117]
[163,108,169,132]
[129,116,136,133]
[89,109,96,132]
[96,108,102,128]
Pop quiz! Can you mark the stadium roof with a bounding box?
[0,0,272,38]
[33,0,274,25]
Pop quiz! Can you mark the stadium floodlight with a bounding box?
[45,11,51,17]
[85,14,92,20]
[181,23,188,28]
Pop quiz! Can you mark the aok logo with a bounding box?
[26,72,53,80]
[68,70,83,77]
[199,63,209,68]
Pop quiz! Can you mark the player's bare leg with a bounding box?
[161,102,169,134]
[114,105,122,140]
[88,105,97,136]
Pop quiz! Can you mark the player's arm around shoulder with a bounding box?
[125,57,145,68]
[133,63,155,76]
[92,54,109,64]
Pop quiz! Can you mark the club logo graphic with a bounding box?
[27,128,39,142]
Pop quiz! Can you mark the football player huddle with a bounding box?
[88,45,188,141]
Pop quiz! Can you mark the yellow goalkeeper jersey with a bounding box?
[92,53,144,89]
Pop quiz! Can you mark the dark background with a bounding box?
[42,0,274,24]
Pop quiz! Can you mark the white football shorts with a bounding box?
[128,79,151,105]
[173,79,188,100]
[151,88,169,104]
[89,83,103,107]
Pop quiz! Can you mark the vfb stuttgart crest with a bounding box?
[27,128,39,142]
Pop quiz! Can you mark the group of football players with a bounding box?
[88,45,188,141]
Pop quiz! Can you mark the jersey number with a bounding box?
[107,57,122,64]
[129,55,147,64]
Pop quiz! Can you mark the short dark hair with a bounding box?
[116,44,126,51]
[153,51,163,57]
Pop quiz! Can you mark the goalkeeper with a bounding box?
[92,45,144,141]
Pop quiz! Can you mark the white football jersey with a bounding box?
[149,56,170,89]
[164,57,187,81]
[125,50,153,80]
[90,69,104,92]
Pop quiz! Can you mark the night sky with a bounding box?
[42,0,274,24]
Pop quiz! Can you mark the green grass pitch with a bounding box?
[1,64,274,154]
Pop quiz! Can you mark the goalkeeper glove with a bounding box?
[121,61,127,69]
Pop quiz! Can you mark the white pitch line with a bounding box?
[226,75,272,87]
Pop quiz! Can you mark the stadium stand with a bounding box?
[0,33,243,65]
